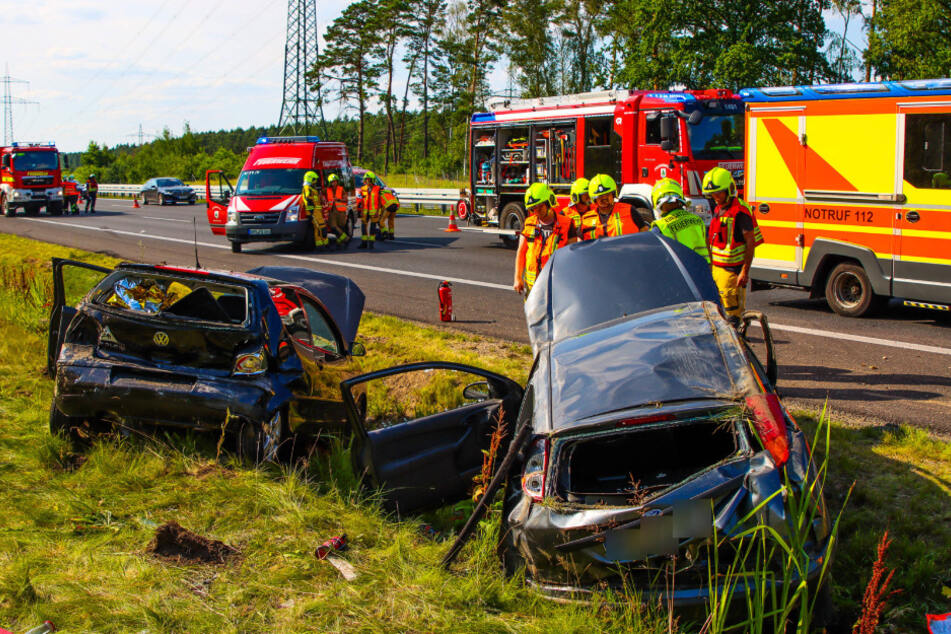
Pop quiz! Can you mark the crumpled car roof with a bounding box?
[540,301,756,431]
[246,266,365,344]
[524,232,721,351]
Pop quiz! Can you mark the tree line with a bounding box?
[79,0,951,184]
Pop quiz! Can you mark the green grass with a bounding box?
[0,233,948,632]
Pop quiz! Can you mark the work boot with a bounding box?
[358,241,367,250]
[369,240,375,250]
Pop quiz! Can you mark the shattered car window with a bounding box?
[97,274,248,324]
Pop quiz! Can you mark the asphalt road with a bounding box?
[4,198,951,434]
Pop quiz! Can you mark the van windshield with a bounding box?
[236,168,309,196]
[687,114,744,160]
[13,151,59,171]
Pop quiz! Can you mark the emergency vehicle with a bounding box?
[205,136,357,253]
[463,88,744,246]
[742,79,951,316]
[0,142,65,217]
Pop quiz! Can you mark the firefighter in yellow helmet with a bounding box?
[325,173,350,249]
[302,171,328,250]
[650,178,710,263]
[359,170,381,250]
[513,182,578,295]
[580,174,647,240]
[702,167,764,325]
[558,177,589,232]
[379,187,399,240]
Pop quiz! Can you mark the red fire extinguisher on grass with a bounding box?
[438,281,453,322]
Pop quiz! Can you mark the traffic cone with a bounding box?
[444,208,461,233]
[132,194,140,208]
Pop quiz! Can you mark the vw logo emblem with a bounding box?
[153,331,170,347]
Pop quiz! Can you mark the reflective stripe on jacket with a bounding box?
[361,184,381,219]
[580,202,640,240]
[381,189,399,211]
[709,197,764,267]
[326,185,347,213]
[652,208,711,263]
[522,213,573,290]
[301,184,319,219]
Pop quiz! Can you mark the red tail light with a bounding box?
[521,438,549,502]
[745,393,789,467]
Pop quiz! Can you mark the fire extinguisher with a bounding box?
[438,281,453,322]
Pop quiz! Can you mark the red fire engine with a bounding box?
[464,89,744,246]
[0,142,66,217]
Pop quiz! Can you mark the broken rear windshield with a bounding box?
[95,274,249,325]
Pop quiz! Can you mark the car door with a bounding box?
[277,286,353,433]
[340,362,523,515]
[205,170,234,235]
[47,258,113,377]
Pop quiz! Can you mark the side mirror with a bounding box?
[62,155,70,169]
[661,140,674,152]
[1,155,9,169]
[660,116,676,142]
[462,380,491,402]
[350,341,366,357]
[688,110,703,126]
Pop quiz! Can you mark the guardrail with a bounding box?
[97,183,461,212]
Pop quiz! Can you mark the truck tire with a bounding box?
[824,262,884,317]
[1,196,12,217]
[499,202,525,249]
[231,241,242,253]
[48,201,63,216]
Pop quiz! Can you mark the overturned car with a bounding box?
[341,233,830,606]
[47,260,366,460]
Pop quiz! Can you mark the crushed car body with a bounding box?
[47,259,366,459]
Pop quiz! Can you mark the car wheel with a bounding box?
[49,401,89,449]
[236,410,286,463]
[499,202,525,249]
[824,262,883,317]
[231,240,242,253]
[159,193,166,206]
[2,195,13,217]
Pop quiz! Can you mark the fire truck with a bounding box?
[463,88,744,246]
[742,79,951,316]
[205,136,357,253]
[0,142,66,217]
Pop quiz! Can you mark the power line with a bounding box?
[2,64,38,145]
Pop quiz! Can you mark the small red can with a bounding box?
[315,534,347,560]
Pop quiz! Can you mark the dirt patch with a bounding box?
[147,522,238,564]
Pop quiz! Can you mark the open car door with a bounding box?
[205,170,234,236]
[46,258,112,377]
[340,362,523,515]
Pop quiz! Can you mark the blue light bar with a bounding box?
[741,78,951,102]
[256,136,321,145]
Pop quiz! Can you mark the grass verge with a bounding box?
[0,233,948,632]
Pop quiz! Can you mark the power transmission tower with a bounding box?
[2,64,37,145]
[278,0,320,136]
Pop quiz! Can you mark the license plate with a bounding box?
[249,228,271,236]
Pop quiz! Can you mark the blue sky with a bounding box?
[2,1,867,153]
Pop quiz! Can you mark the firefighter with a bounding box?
[84,173,99,214]
[558,177,589,232]
[513,182,578,295]
[702,166,764,326]
[359,171,381,250]
[580,174,647,240]
[325,173,350,248]
[302,170,328,250]
[650,178,710,263]
[379,188,399,240]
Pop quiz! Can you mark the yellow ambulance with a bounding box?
[741,79,951,316]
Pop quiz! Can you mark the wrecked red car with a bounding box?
[343,233,830,608]
[47,260,366,460]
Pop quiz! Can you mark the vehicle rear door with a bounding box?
[205,170,234,235]
[47,258,112,376]
[340,362,523,515]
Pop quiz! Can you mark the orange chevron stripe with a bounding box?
[762,119,857,192]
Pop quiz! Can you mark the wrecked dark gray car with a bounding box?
[344,233,830,606]
[47,260,366,460]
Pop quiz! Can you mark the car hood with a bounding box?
[524,232,721,352]
[229,195,301,212]
[535,301,757,432]
[246,266,365,344]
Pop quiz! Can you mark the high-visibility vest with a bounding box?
[326,185,347,213]
[558,204,584,231]
[381,189,399,211]
[709,197,764,268]
[522,213,573,290]
[580,202,640,240]
[301,183,319,219]
[87,179,98,193]
[361,184,381,219]
[652,207,711,263]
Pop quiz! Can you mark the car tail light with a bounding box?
[233,348,266,375]
[521,438,549,502]
[615,412,676,427]
[745,393,789,467]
